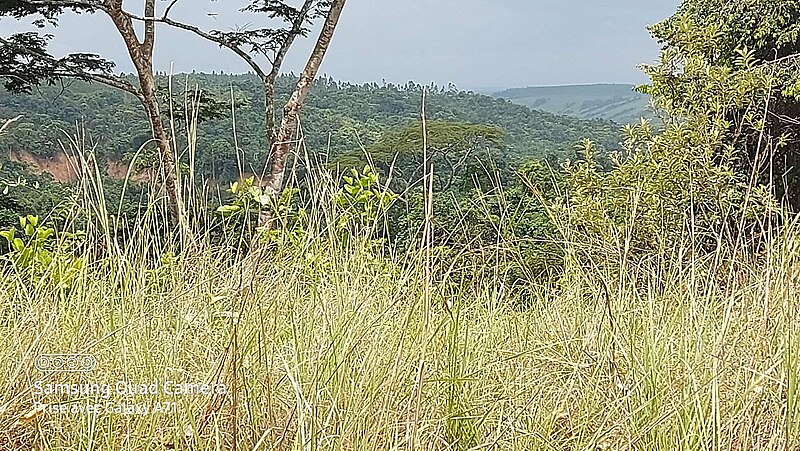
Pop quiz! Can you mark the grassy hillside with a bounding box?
[0,74,797,451]
[493,83,653,124]
[0,166,796,450]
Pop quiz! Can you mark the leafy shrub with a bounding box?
[216,176,307,244]
[640,1,800,208]
[334,165,397,235]
[0,215,85,288]
[557,123,774,267]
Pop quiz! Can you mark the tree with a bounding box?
[640,0,800,209]
[0,0,183,224]
[556,1,798,262]
[265,0,346,200]
[338,120,508,193]
[129,0,347,210]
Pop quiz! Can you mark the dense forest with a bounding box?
[0,75,621,258]
[0,74,620,177]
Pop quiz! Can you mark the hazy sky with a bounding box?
[2,0,681,90]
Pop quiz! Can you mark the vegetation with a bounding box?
[0,0,799,449]
[0,75,620,176]
[1,0,350,223]
[0,162,797,450]
[640,0,800,209]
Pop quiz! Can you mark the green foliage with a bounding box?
[216,177,307,246]
[156,84,239,125]
[216,176,272,218]
[640,0,800,208]
[218,177,276,217]
[560,121,773,262]
[0,214,84,288]
[0,32,117,94]
[0,75,620,180]
[335,165,396,232]
[556,0,797,265]
[337,120,510,193]
[369,120,504,156]
[0,74,622,283]
[0,161,73,228]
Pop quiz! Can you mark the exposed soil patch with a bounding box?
[8,150,153,183]
[106,158,154,183]
[9,150,78,182]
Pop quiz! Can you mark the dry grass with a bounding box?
[0,193,798,450]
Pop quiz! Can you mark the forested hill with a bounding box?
[0,74,620,180]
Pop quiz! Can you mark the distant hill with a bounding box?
[0,75,621,181]
[0,75,623,225]
[493,83,653,124]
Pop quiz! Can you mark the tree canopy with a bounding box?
[641,0,800,208]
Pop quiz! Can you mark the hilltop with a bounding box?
[493,83,653,124]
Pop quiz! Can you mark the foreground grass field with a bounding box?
[0,188,798,451]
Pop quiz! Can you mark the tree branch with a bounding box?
[265,0,347,194]
[142,0,155,54]
[0,35,144,102]
[264,0,314,141]
[163,0,181,19]
[122,9,269,82]
[269,0,314,82]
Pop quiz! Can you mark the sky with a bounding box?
[1,0,681,91]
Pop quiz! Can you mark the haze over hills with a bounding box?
[492,83,654,124]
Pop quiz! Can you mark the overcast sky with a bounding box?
[1,0,681,90]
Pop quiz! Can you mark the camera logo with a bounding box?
[34,354,97,373]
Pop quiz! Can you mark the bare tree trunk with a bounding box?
[107,0,181,225]
[261,0,315,178]
[264,0,347,196]
[139,67,181,224]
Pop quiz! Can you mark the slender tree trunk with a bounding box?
[107,0,181,225]
[138,67,181,224]
[264,0,347,196]
[260,0,315,179]
[264,81,277,146]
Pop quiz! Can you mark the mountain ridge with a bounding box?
[492,83,653,124]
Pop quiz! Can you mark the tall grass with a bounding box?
[0,112,798,450]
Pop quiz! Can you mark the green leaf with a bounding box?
[37,228,54,241]
[248,186,263,198]
[0,229,14,243]
[216,205,241,215]
[35,250,52,266]
[257,194,271,206]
